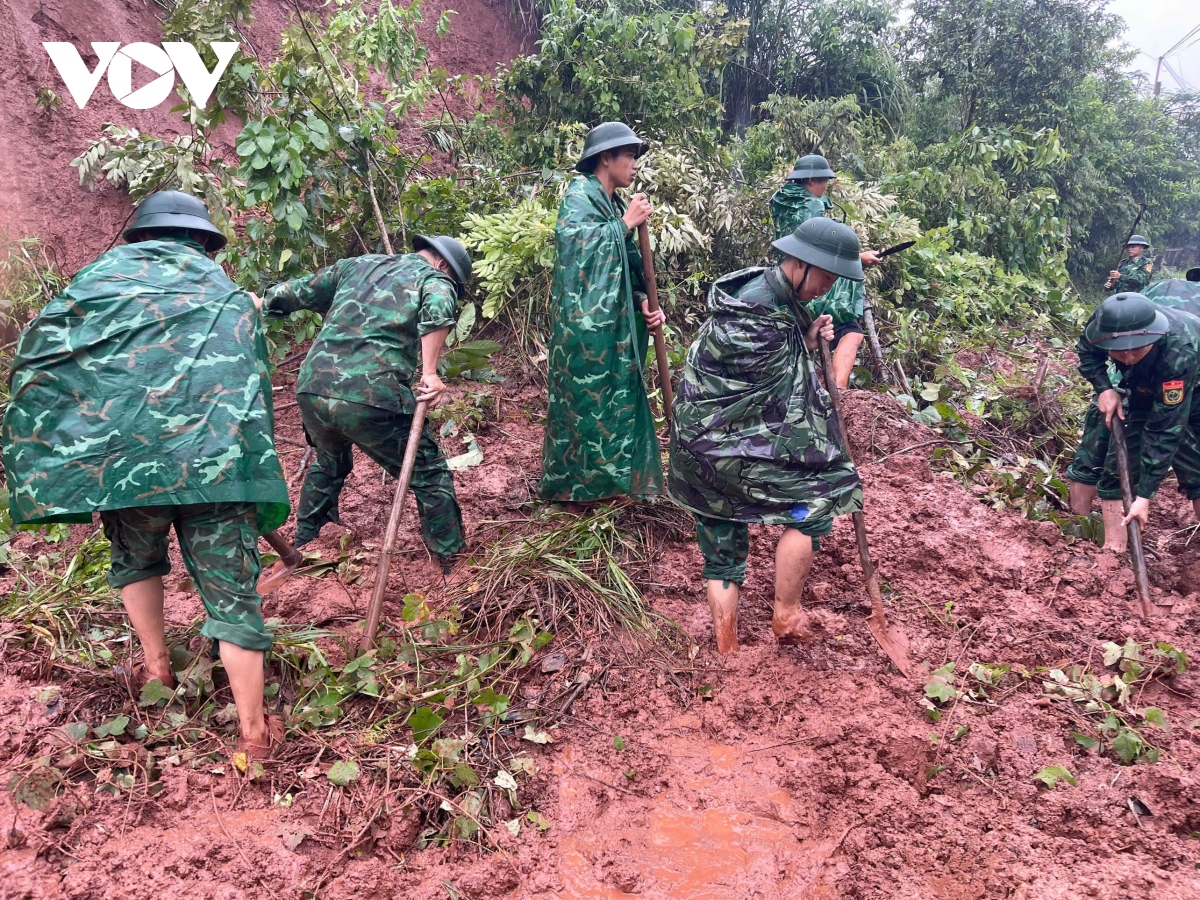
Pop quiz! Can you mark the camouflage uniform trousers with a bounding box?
[1066,400,1200,500]
[295,393,465,558]
[100,502,270,651]
[694,513,833,586]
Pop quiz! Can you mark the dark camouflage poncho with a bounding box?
[2,237,289,532]
[263,253,458,412]
[539,174,661,501]
[769,181,863,325]
[1076,304,1200,499]
[667,266,862,524]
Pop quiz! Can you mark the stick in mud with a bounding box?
[360,400,430,653]
[861,292,888,384]
[1110,416,1155,618]
[818,335,914,678]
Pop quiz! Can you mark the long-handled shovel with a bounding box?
[819,336,913,677]
[1110,416,1155,619]
[360,400,430,654]
[637,223,673,428]
[257,531,304,594]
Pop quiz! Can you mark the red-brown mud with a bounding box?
[3,381,1200,898]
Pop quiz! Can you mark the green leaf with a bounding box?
[327,760,359,787]
[522,724,553,744]
[140,679,176,707]
[1071,732,1100,751]
[923,663,957,704]
[94,715,130,738]
[1111,728,1145,765]
[612,735,627,751]
[409,706,445,744]
[1033,765,1077,788]
[1142,708,1167,728]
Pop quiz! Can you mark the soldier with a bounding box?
[769,154,882,388]
[668,218,866,653]
[1105,235,1154,293]
[1068,292,1200,550]
[1,192,290,758]
[539,122,666,505]
[260,235,470,568]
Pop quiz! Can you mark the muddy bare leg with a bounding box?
[1068,480,1098,516]
[706,579,740,654]
[219,642,268,747]
[773,529,816,642]
[832,332,865,389]
[1101,499,1128,552]
[120,576,174,684]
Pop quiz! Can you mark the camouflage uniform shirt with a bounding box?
[263,253,458,412]
[769,181,863,324]
[1,237,289,532]
[1111,255,1154,294]
[1076,305,1200,498]
[668,266,862,524]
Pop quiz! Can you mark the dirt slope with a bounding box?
[2,381,1199,899]
[0,0,525,273]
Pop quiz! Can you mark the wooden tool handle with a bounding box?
[637,223,673,427]
[360,400,430,653]
[262,531,302,568]
[1111,416,1155,618]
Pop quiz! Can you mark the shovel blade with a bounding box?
[257,559,299,595]
[865,575,913,678]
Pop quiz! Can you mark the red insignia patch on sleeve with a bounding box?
[1163,379,1185,406]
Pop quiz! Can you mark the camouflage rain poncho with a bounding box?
[769,181,863,326]
[667,266,862,524]
[539,174,662,501]
[1145,278,1200,317]
[2,237,289,532]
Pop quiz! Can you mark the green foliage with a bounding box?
[1033,765,1078,789]
[460,197,558,321]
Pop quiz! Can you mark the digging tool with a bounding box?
[257,531,304,594]
[1109,416,1155,619]
[877,240,916,260]
[360,400,430,653]
[637,223,673,427]
[818,335,914,677]
[1114,203,1147,273]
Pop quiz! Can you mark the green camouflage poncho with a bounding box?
[1145,278,1200,317]
[667,266,862,525]
[2,237,289,532]
[769,181,863,325]
[539,174,661,501]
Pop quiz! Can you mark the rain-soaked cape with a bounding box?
[539,174,662,501]
[2,238,289,533]
[668,266,862,524]
[1146,278,1200,318]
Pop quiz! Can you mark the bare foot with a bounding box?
[772,607,815,646]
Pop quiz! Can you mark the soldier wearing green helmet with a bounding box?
[1105,234,1154,293]
[668,218,866,653]
[1066,292,1200,549]
[769,153,883,389]
[2,190,290,759]
[259,234,472,568]
[539,122,666,504]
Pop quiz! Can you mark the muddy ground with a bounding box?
[2,374,1200,899]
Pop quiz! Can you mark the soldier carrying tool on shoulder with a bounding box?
[258,236,472,571]
[2,192,290,759]
[769,154,883,389]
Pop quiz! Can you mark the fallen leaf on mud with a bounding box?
[526,810,550,831]
[1033,765,1077,788]
[447,436,484,470]
[505,818,521,837]
[494,770,518,791]
[327,760,360,786]
[522,725,553,744]
[540,652,568,673]
[231,752,248,774]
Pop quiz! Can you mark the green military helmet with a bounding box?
[1126,234,1151,248]
[785,153,836,182]
[771,217,864,282]
[413,234,472,286]
[576,122,649,173]
[1186,266,1200,283]
[1085,292,1169,351]
[124,190,227,251]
